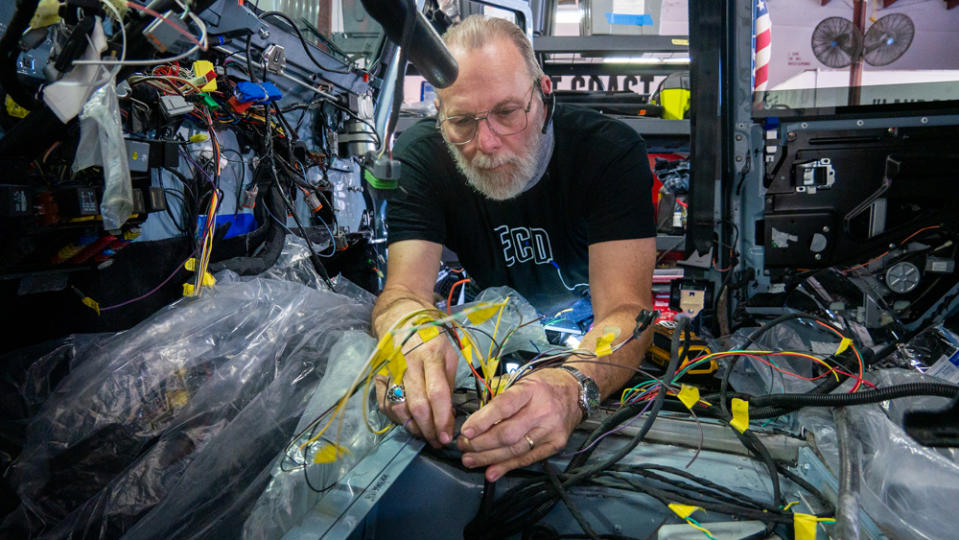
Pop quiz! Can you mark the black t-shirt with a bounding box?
[387,104,656,315]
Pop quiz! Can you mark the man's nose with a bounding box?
[475,118,502,154]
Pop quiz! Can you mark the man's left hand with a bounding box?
[457,368,583,482]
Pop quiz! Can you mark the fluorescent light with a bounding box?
[555,9,582,24]
[601,56,691,65]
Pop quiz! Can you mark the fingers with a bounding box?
[377,333,458,448]
[424,349,456,445]
[459,387,531,440]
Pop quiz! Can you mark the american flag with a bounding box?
[752,0,772,92]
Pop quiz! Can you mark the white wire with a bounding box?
[71,7,207,67]
[551,261,589,291]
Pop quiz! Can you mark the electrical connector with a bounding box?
[159,95,193,118]
[143,10,189,53]
[241,185,259,209]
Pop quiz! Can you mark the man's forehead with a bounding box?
[437,38,531,110]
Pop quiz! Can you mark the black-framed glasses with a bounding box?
[438,82,538,145]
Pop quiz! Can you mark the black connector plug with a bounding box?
[633,309,659,339]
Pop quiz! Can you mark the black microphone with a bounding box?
[360,0,458,89]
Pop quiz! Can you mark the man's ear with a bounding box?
[539,75,553,96]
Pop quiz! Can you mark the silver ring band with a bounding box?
[387,384,406,404]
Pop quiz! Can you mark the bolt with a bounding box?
[258,27,270,39]
[736,134,743,141]
[814,253,822,260]
[787,131,797,141]
[856,120,864,127]
[803,463,810,471]
[822,226,830,232]
[736,155,743,162]
[921,117,928,124]
[800,123,808,129]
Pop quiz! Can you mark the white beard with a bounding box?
[446,128,543,201]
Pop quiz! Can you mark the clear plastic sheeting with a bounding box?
[242,332,380,538]
[454,286,550,386]
[2,243,377,539]
[73,81,133,231]
[800,369,959,540]
[723,319,828,395]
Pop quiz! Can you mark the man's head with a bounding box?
[436,16,552,200]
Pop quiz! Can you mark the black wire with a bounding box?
[245,33,257,83]
[258,11,353,74]
[544,461,600,540]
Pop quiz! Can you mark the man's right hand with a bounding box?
[374,325,460,448]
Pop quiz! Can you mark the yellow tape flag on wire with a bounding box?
[835,337,853,355]
[793,513,835,540]
[678,384,701,411]
[594,326,621,357]
[668,504,705,519]
[730,398,750,433]
[312,441,350,464]
[466,303,502,325]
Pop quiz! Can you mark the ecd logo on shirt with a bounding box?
[494,225,554,267]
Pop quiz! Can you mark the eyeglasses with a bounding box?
[438,83,538,145]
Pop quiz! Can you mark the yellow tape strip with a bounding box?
[678,384,700,411]
[730,398,749,433]
[668,503,704,520]
[836,337,853,355]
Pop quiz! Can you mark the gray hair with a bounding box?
[441,15,545,81]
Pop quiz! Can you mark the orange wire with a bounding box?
[447,278,471,315]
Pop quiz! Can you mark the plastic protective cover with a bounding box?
[73,81,133,231]
[2,237,378,539]
[725,318,959,540]
[799,369,959,540]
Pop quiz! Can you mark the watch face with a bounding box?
[583,379,601,411]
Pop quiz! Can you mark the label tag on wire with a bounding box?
[730,398,750,433]
[793,513,834,540]
[835,337,853,355]
[466,303,501,325]
[678,384,700,410]
[595,327,620,357]
[668,503,704,519]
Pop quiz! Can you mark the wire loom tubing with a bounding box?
[749,382,959,410]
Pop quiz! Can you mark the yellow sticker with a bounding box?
[184,258,197,272]
[30,0,61,29]
[386,348,407,384]
[312,442,350,463]
[81,296,101,316]
[189,133,210,143]
[836,337,853,355]
[793,513,818,540]
[461,342,474,366]
[668,503,704,519]
[182,283,197,297]
[671,38,690,46]
[678,384,700,411]
[595,332,616,357]
[465,304,501,325]
[200,271,216,288]
[730,398,750,433]
[5,95,29,119]
[416,324,440,343]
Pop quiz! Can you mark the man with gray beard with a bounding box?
[372,15,657,483]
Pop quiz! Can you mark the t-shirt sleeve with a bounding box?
[585,129,657,244]
[386,121,447,246]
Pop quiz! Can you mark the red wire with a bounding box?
[814,320,866,392]
[447,278,471,314]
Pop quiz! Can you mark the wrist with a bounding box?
[556,365,601,423]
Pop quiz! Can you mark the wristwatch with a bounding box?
[559,365,601,421]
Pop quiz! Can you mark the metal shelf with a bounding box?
[534,35,689,55]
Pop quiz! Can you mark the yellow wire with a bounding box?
[684,518,717,539]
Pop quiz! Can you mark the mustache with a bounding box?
[470,151,516,170]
